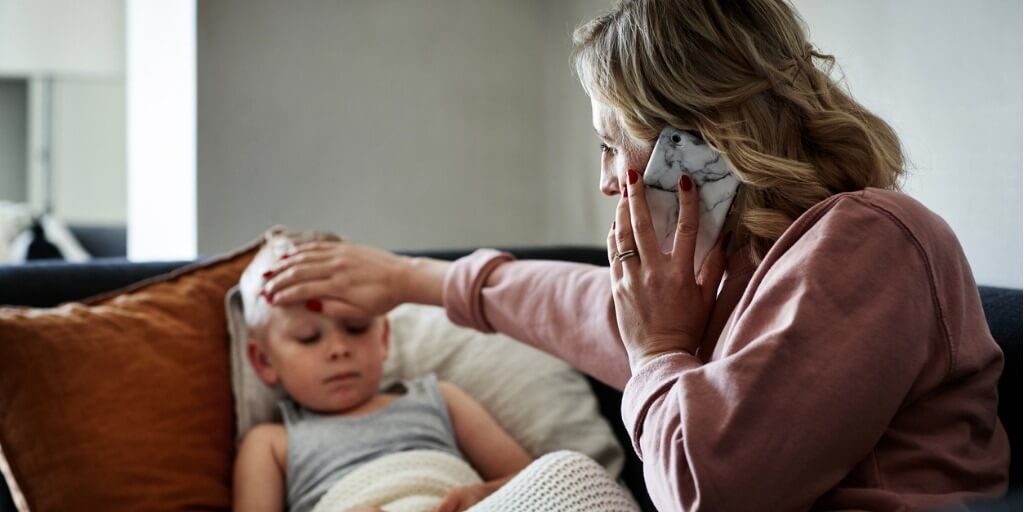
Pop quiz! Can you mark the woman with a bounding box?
[261,0,1009,509]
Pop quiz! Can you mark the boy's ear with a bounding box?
[247,339,280,385]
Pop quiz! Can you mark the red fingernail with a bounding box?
[267,292,276,304]
[305,299,322,312]
[680,174,693,191]
[627,169,638,184]
[262,270,273,279]
[612,221,616,229]
[281,253,290,260]
[622,185,627,197]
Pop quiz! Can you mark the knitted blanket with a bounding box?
[313,450,639,512]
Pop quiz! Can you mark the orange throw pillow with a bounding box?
[0,242,258,511]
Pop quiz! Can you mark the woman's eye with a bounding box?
[599,143,614,155]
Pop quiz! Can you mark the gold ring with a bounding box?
[616,250,638,262]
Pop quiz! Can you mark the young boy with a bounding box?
[232,244,532,512]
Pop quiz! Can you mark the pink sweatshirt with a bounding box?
[442,188,1009,511]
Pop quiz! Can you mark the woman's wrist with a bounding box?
[629,344,697,372]
[399,256,452,307]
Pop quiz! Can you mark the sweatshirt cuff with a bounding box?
[621,351,702,459]
[442,248,516,333]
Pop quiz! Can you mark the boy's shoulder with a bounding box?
[243,422,286,439]
[240,423,287,455]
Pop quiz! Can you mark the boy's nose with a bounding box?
[325,334,352,359]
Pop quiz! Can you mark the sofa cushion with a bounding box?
[0,241,259,511]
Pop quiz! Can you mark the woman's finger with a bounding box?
[607,221,623,281]
[624,168,657,262]
[266,248,334,277]
[268,278,344,307]
[670,173,701,278]
[263,257,337,296]
[697,231,729,303]
[288,240,339,256]
[614,183,639,268]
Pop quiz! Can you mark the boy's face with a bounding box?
[248,304,390,414]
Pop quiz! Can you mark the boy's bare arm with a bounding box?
[233,424,288,512]
[438,381,531,480]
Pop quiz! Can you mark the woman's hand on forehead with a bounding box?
[260,240,410,319]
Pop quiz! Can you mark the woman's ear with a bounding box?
[247,339,280,385]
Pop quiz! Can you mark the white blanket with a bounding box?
[313,450,639,512]
[312,450,482,512]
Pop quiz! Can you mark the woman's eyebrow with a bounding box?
[593,127,613,142]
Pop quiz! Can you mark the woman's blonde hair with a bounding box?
[572,0,907,265]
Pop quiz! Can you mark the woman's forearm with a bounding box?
[443,250,632,390]
[401,256,452,306]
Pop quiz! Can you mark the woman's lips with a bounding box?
[323,372,360,384]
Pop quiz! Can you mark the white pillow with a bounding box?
[382,303,624,476]
[226,294,624,477]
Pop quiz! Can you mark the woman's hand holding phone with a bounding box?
[608,168,729,371]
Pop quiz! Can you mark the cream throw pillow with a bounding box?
[226,251,624,476]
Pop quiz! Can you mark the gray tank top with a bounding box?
[279,373,462,512]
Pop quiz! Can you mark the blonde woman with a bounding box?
[261,0,1009,509]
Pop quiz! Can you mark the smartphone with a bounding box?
[642,126,740,276]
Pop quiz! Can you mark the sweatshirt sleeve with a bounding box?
[443,249,631,390]
[620,199,945,510]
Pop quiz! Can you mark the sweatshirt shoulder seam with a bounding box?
[843,194,955,376]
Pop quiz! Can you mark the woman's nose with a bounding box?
[600,171,622,196]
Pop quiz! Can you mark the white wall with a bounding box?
[790,0,1022,288]
[126,0,195,260]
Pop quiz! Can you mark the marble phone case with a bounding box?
[642,126,740,276]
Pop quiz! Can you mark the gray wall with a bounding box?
[198,0,551,254]
[197,0,1021,287]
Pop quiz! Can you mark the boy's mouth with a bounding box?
[323,371,360,384]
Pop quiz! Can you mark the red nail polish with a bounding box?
[680,174,693,191]
[305,299,322,313]
[622,185,627,198]
[627,169,638,184]
[267,292,276,304]
[262,270,273,279]
[281,253,290,260]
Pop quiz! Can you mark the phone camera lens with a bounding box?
[671,134,682,144]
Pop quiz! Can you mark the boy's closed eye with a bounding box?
[292,321,371,344]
